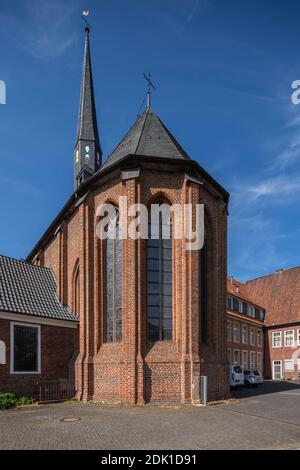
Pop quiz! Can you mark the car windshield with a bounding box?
[244,371,250,375]
[254,370,260,376]
[234,366,242,374]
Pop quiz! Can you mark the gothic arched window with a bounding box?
[105,214,122,342]
[200,238,207,344]
[73,263,80,317]
[147,202,172,341]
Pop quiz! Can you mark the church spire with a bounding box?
[74,25,102,189]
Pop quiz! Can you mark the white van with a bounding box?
[229,365,244,387]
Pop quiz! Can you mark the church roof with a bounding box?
[101,107,191,169]
[0,255,78,322]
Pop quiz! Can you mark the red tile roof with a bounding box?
[245,266,300,327]
[227,277,264,309]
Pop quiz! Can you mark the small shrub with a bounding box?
[0,392,35,410]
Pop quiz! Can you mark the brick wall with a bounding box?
[266,325,300,380]
[0,318,78,398]
[29,161,229,404]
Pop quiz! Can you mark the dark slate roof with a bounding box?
[101,107,191,170]
[75,28,101,153]
[0,255,78,322]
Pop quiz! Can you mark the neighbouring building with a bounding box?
[226,277,265,373]
[246,267,300,380]
[0,255,78,398]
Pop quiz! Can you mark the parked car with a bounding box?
[243,369,263,386]
[229,365,244,387]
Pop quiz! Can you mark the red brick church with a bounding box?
[0,27,230,403]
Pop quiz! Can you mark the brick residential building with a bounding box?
[226,277,265,373]
[246,267,300,380]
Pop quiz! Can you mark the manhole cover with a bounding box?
[60,417,81,422]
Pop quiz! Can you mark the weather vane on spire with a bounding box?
[143,72,156,109]
[82,9,91,32]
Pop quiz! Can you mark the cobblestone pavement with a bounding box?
[0,381,299,450]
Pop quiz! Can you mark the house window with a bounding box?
[227,320,232,341]
[284,359,294,372]
[233,322,240,343]
[147,205,172,341]
[257,330,262,347]
[247,305,255,318]
[105,216,122,343]
[242,325,248,344]
[250,328,255,346]
[227,297,233,310]
[257,352,262,372]
[227,348,231,363]
[298,329,300,347]
[11,323,40,374]
[284,330,294,347]
[272,331,282,348]
[233,349,240,365]
[258,309,264,321]
[242,350,248,369]
[238,301,243,314]
[250,351,255,369]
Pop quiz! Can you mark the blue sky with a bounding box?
[0,0,300,281]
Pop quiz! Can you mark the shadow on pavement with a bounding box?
[231,379,300,399]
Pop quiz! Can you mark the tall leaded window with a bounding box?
[147,205,172,341]
[200,240,207,344]
[73,265,80,317]
[105,216,122,342]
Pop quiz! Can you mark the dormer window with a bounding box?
[85,146,90,159]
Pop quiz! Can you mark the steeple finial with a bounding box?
[143,72,156,109]
[74,12,102,189]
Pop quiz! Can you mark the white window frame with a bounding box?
[228,297,234,310]
[238,301,243,314]
[273,360,282,380]
[257,352,262,372]
[247,305,255,318]
[250,327,255,346]
[227,348,231,363]
[0,340,6,364]
[227,320,232,342]
[10,322,41,374]
[284,359,294,372]
[233,349,240,365]
[284,330,294,348]
[250,351,255,369]
[272,331,282,348]
[242,350,248,369]
[257,329,262,347]
[233,322,240,343]
[242,324,248,344]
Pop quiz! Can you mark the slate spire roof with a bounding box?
[102,107,191,170]
[74,27,102,188]
[0,255,77,322]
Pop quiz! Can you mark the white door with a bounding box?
[273,360,282,380]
